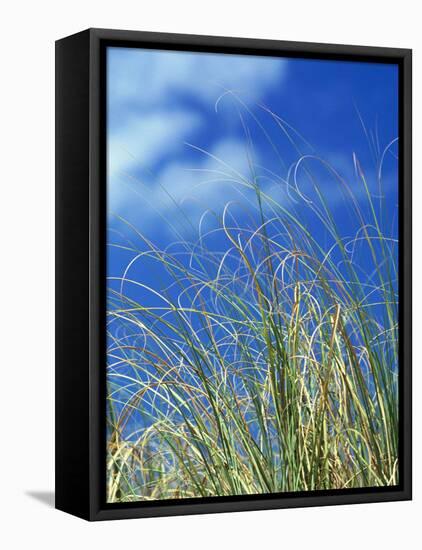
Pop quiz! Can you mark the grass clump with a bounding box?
[106,124,398,502]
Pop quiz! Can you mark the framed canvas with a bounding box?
[55,28,412,521]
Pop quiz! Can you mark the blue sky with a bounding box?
[108,49,397,215]
[106,46,398,299]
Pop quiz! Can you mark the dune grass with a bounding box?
[106,130,398,503]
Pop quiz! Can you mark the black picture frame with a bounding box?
[55,28,412,521]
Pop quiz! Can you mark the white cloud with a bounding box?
[110,137,261,238]
[108,47,286,112]
[158,138,257,205]
[107,47,287,229]
[108,109,202,209]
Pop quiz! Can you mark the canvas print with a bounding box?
[106,47,399,503]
